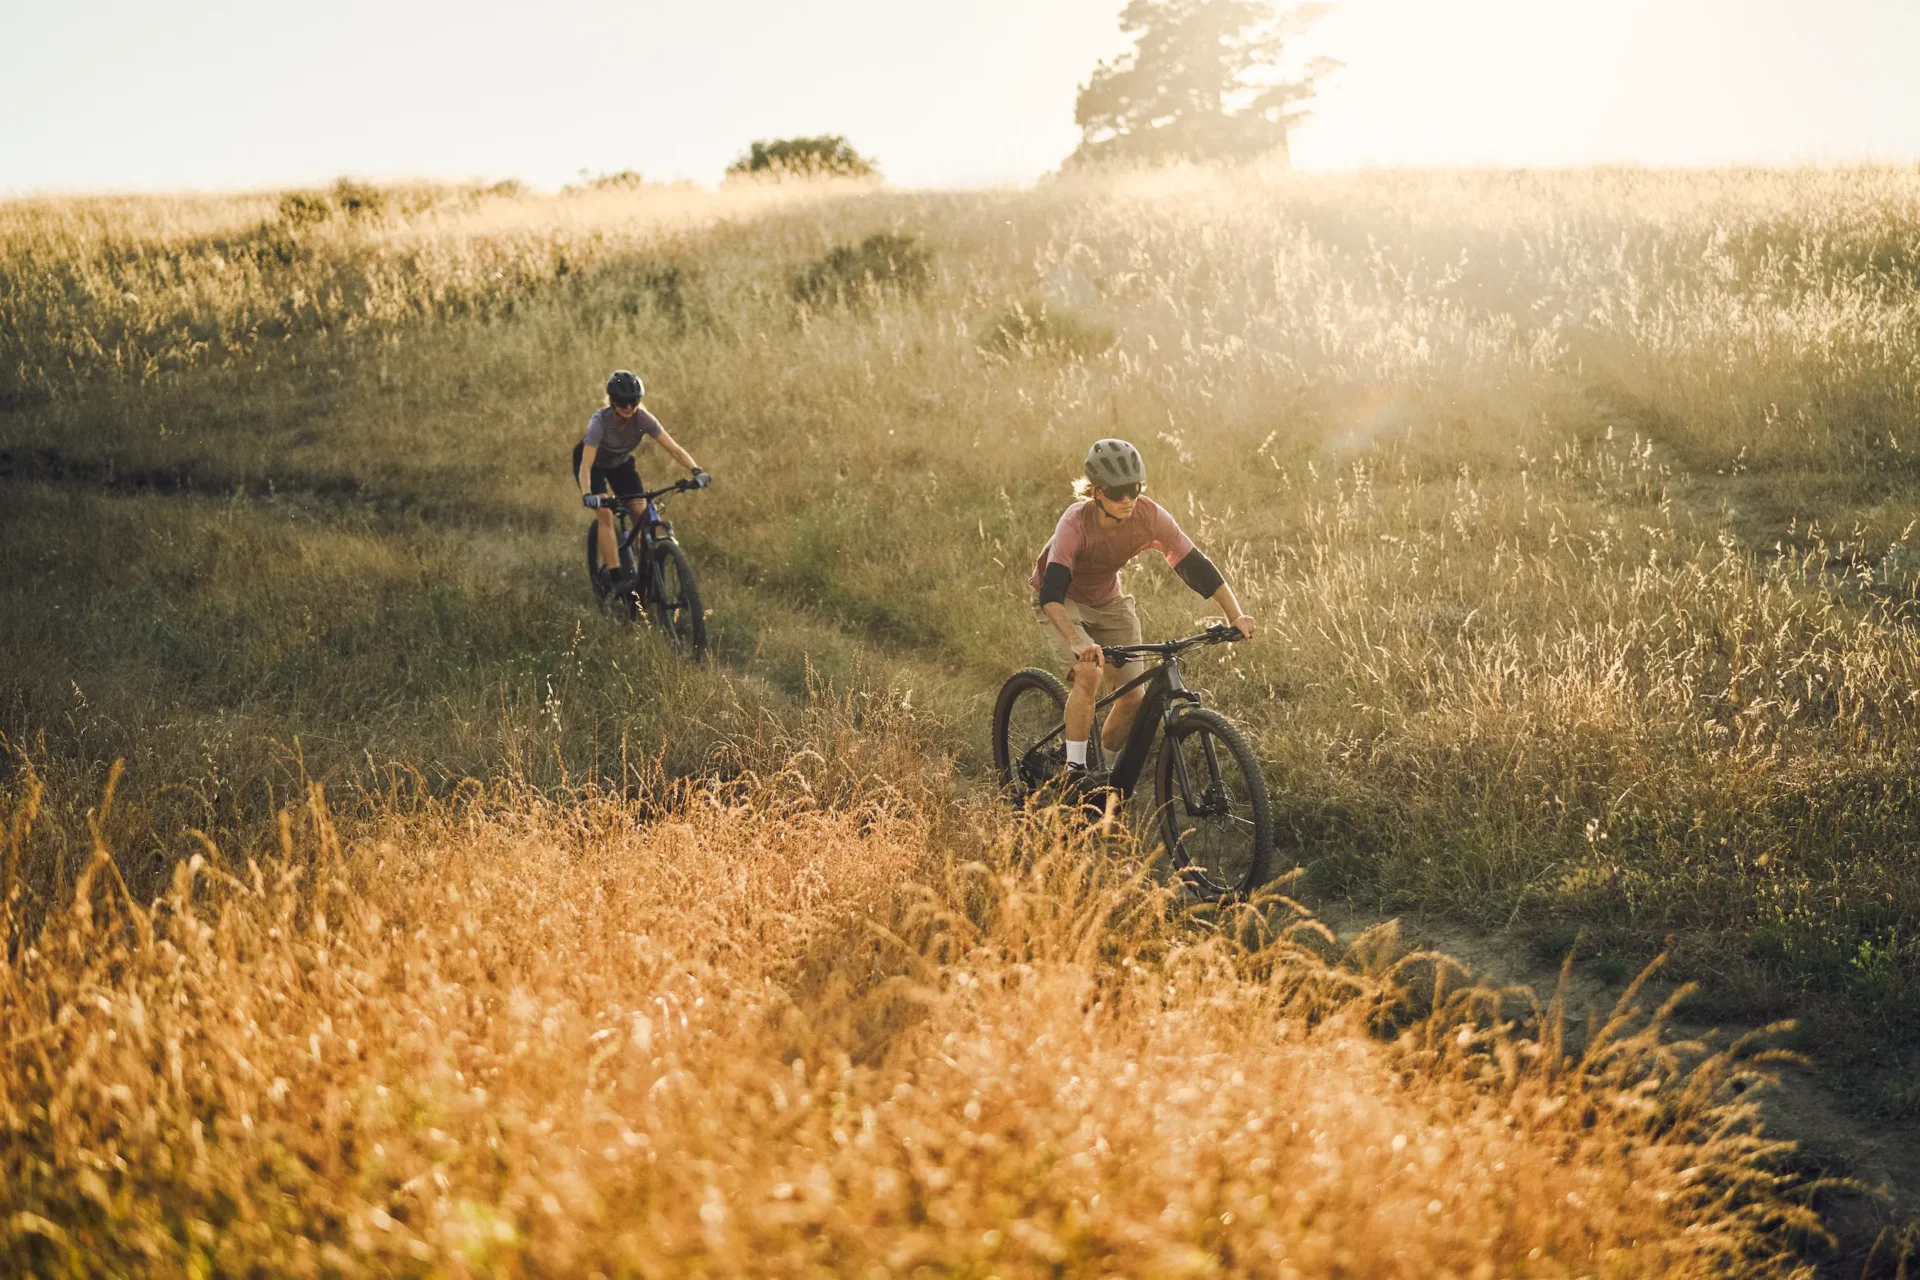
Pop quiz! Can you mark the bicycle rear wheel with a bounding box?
[644,539,708,659]
[1153,708,1274,899]
[992,668,1068,805]
[585,524,639,620]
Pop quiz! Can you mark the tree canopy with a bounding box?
[1069,0,1337,169]
[725,136,879,179]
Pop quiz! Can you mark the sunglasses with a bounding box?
[1100,482,1143,501]
[611,398,640,410]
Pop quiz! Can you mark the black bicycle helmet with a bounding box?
[1085,438,1146,489]
[606,369,645,404]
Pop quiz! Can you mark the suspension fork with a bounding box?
[1163,700,1222,816]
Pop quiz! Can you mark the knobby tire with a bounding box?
[992,667,1068,803]
[1153,708,1274,899]
[645,539,708,660]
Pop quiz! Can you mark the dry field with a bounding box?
[6,164,1920,1270]
[1,757,1817,1276]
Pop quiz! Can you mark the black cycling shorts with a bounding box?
[571,441,643,500]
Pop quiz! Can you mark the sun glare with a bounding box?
[3,0,1920,191]
[1293,0,1920,170]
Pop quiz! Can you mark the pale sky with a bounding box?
[4,0,1920,195]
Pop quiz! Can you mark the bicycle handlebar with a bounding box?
[1100,623,1245,668]
[585,477,705,509]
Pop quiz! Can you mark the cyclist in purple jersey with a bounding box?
[1032,439,1254,783]
[574,369,707,589]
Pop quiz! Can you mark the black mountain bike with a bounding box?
[991,625,1275,899]
[584,480,707,659]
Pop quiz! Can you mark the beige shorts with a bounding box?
[1035,594,1147,683]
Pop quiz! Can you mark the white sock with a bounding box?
[1066,739,1088,767]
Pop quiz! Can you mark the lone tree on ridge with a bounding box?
[1068,0,1338,169]
[726,135,879,179]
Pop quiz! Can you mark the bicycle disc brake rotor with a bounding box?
[1194,784,1233,818]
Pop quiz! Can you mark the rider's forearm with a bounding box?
[578,445,599,493]
[659,435,698,472]
[1212,582,1246,623]
[1042,601,1080,649]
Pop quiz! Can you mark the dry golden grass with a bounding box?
[11,164,1920,1268]
[2,752,1817,1277]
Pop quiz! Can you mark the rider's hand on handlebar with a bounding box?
[690,467,711,489]
[582,493,601,509]
[1233,614,1255,639]
[1074,640,1104,668]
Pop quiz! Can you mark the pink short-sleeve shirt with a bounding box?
[1029,496,1195,607]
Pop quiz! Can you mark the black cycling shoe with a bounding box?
[1065,763,1111,790]
[606,567,639,594]
[1063,763,1118,816]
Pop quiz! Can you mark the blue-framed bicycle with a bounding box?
[584,479,708,660]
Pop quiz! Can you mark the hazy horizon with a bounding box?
[6,0,1920,196]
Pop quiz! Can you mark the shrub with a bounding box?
[637,263,691,333]
[728,135,877,179]
[978,297,1116,359]
[276,191,332,227]
[330,178,388,219]
[580,170,646,192]
[790,232,931,309]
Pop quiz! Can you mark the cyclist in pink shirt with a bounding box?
[1031,439,1255,782]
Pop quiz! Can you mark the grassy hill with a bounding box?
[6,166,1920,1270]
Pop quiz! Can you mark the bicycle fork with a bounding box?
[1106,680,1203,797]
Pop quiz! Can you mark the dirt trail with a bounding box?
[1308,899,1920,1274]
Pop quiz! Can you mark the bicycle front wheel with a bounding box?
[1153,708,1274,899]
[645,539,708,659]
[992,667,1068,805]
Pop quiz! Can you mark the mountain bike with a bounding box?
[584,479,708,659]
[991,624,1274,900]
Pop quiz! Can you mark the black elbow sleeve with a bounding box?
[1175,549,1225,598]
[1038,562,1073,607]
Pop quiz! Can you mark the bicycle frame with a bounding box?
[1024,643,1214,804]
[602,482,687,563]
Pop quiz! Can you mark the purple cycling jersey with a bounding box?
[581,405,663,467]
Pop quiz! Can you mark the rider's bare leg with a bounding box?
[1065,655,1100,745]
[1100,680,1146,755]
[595,507,619,572]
